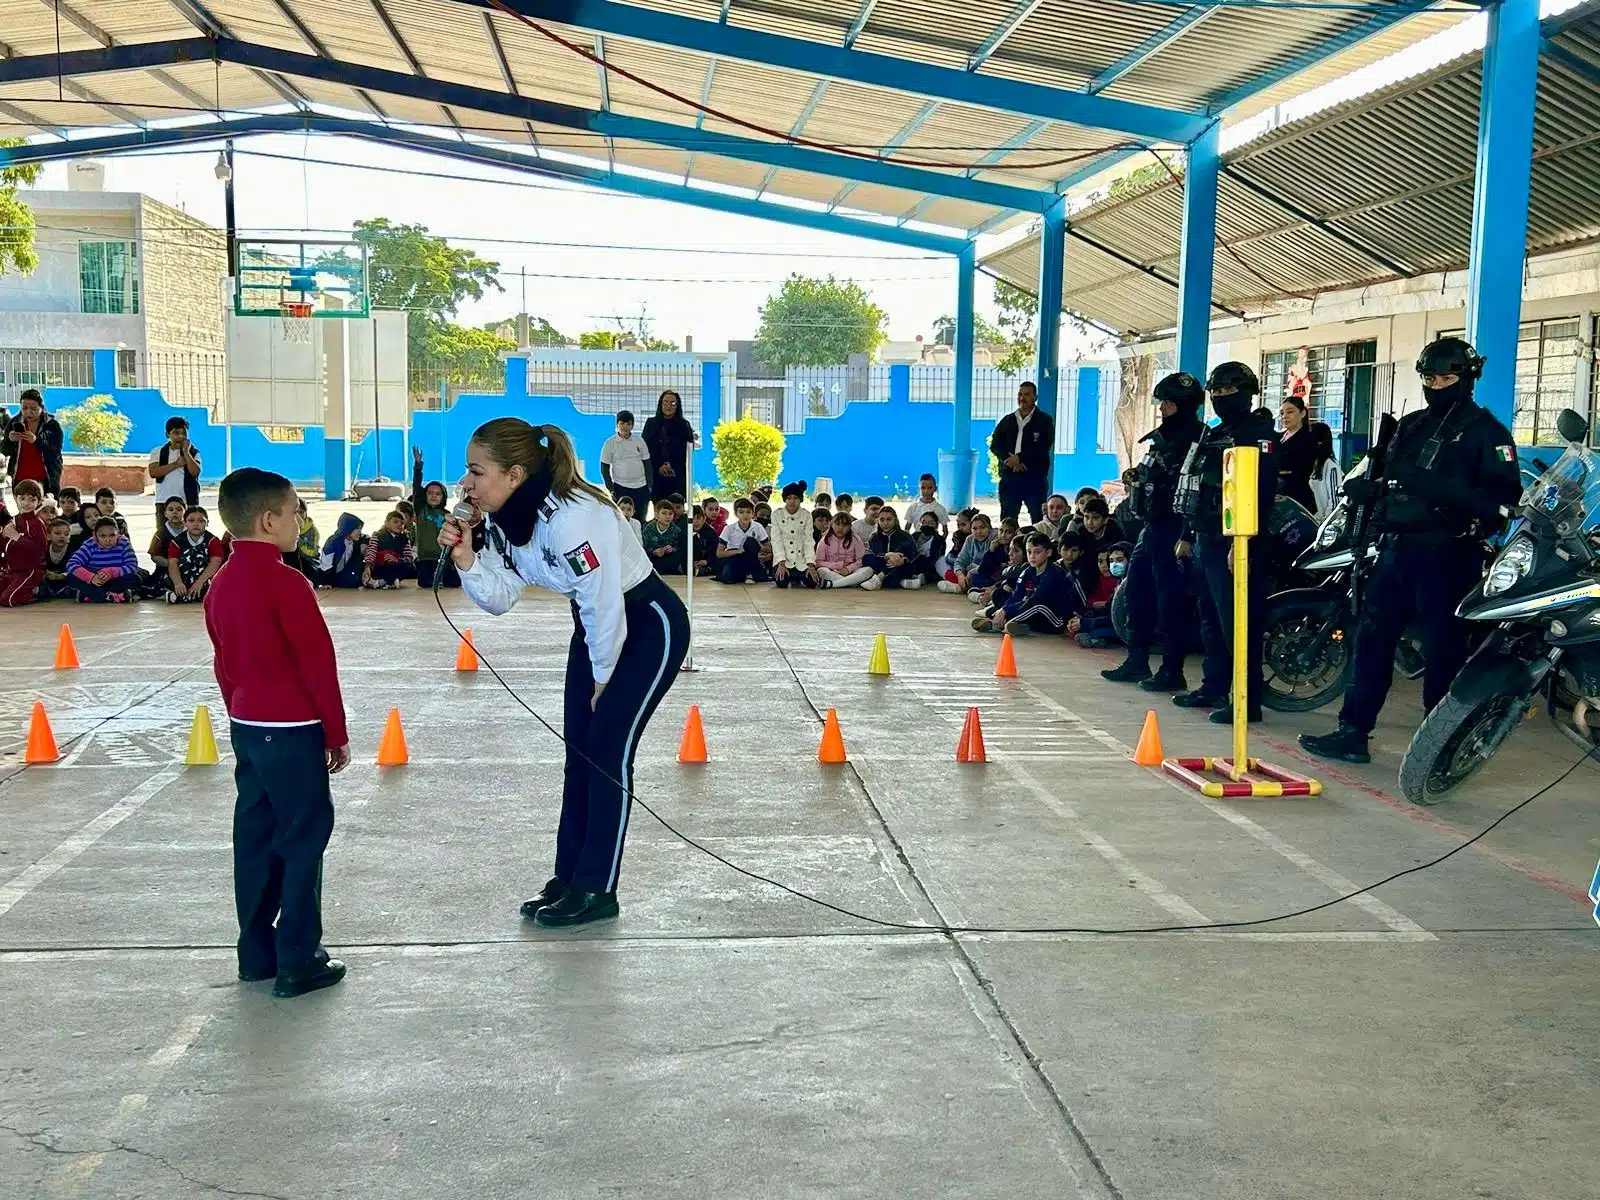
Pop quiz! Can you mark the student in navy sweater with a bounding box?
[982,533,1079,636]
[860,504,922,591]
[65,519,140,602]
[206,467,350,999]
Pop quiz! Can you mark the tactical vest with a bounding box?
[1174,429,1230,522]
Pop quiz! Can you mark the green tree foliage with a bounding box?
[932,312,1006,348]
[579,330,619,350]
[993,280,1038,375]
[420,324,516,390]
[481,314,573,347]
[57,394,132,454]
[754,275,886,367]
[0,141,42,275]
[712,416,785,495]
[1107,159,1176,200]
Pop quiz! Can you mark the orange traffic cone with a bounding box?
[455,629,479,672]
[24,702,60,764]
[956,706,987,764]
[376,708,409,766]
[54,624,79,670]
[994,633,1019,678]
[818,708,848,764]
[1132,709,1164,766]
[678,704,708,763]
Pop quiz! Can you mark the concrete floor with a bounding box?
[2,503,1598,1199]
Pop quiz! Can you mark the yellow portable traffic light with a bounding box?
[1221,445,1260,538]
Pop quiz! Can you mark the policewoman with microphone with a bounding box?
[438,418,690,928]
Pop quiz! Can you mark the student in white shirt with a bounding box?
[616,495,644,543]
[441,418,689,930]
[715,498,769,584]
[599,410,652,519]
[769,480,818,589]
[902,473,950,536]
[851,496,884,544]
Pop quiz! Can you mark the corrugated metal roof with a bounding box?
[0,0,1468,236]
[983,2,1600,336]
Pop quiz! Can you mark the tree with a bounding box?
[56,395,131,454]
[0,140,42,275]
[348,218,502,322]
[932,312,1006,347]
[993,280,1038,375]
[579,330,618,350]
[753,275,886,367]
[480,314,572,347]
[712,416,785,495]
[418,324,516,389]
[1107,158,1176,200]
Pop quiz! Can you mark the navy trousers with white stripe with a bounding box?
[559,573,690,892]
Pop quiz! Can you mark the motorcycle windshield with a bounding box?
[1517,443,1600,535]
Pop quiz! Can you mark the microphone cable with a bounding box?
[433,585,1595,936]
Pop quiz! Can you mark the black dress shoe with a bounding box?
[1172,688,1223,709]
[1140,669,1189,693]
[238,964,277,983]
[273,957,347,998]
[519,877,570,920]
[1209,704,1263,725]
[1101,659,1152,683]
[533,890,619,928]
[1299,725,1371,764]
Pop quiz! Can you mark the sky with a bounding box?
[21,133,1067,357]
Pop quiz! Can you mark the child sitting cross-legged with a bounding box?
[362,511,415,589]
[690,504,717,576]
[967,517,1017,600]
[977,533,1077,637]
[910,511,947,585]
[0,479,48,607]
[716,498,769,584]
[641,497,685,574]
[969,535,1027,628]
[318,513,366,588]
[941,511,995,595]
[165,504,225,603]
[1070,543,1131,648]
[149,496,187,571]
[67,517,140,602]
[40,517,75,599]
[815,511,873,588]
[861,504,922,591]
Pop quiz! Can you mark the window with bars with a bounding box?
[1440,320,1581,443]
[79,241,139,314]
[1260,342,1362,423]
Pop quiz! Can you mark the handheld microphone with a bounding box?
[436,501,478,593]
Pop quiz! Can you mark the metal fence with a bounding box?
[520,351,713,430]
[0,348,95,406]
[131,350,228,417]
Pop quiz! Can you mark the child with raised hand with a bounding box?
[861,504,921,591]
[410,445,457,589]
[165,504,226,603]
[363,511,415,589]
[205,467,348,999]
[815,511,873,588]
[66,517,140,602]
[0,478,48,607]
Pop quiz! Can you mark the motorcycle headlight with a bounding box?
[1483,536,1535,597]
[1314,504,1347,550]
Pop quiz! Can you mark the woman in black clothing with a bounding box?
[1275,395,1321,512]
[641,389,698,502]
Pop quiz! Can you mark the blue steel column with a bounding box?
[1035,198,1067,421]
[1174,121,1220,381]
[940,243,979,511]
[1465,0,1539,426]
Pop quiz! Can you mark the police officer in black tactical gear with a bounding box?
[1171,362,1278,725]
[1103,371,1207,691]
[1299,337,1522,764]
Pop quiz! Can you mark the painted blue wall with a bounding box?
[45,352,1122,501]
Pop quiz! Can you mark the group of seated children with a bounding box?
[950,488,1130,645]
[308,447,456,591]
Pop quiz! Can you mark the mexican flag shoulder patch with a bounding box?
[1496,445,1517,463]
[564,542,601,576]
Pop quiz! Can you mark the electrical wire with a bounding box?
[432,582,1596,936]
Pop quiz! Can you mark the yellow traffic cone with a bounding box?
[867,633,891,676]
[185,705,219,766]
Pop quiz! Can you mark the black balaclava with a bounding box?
[492,463,554,547]
[1211,390,1251,425]
[1423,378,1469,413]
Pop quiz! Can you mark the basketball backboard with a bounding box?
[233,238,370,319]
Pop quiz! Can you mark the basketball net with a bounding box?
[279,300,314,345]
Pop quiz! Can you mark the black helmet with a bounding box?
[1415,336,1484,381]
[1153,371,1204,411]
[1206,361,1260,398]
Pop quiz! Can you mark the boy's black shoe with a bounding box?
[238,965,276,983]
[1298,725,1372,764]
[1209,705,1263,725]
[272,957,347,998]
[1139,669,1188,693]
[1172,689,1224,709]
[533,890,619,928]
[519,877,569,920]
[1101,659,1151,683]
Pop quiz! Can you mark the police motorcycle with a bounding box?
[1397,408,1600,805]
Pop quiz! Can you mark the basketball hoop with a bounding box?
[279,300,314,345]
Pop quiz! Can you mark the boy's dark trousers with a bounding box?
[608,482,651,521]
[416,558,460,589]
[717,540,766,584]
[650,548,685,575]
[369,559,416,585]
[230,722,335,977]
[772,563,815,588]
[863,554,916,588]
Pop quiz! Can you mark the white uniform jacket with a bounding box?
[461,491,655,686]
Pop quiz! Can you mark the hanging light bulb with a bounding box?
[213,150,232,182]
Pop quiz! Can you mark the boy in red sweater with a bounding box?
[206,468,350,999]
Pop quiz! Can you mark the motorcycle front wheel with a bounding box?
[1261,593,1353,712]
[1398,691,1527,806]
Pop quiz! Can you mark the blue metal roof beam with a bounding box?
[685,0,733,185]
[481,9,541,147]
[270,0,389,121]
[1087,8,1220,94]
[164,0,310,109]
[440,0,1208,141]
[831,99,938,211]
[0,39,1052,212]
[368,0,466,136]
[966,0,1046,70]
[0,114,970,255]
[41,0,220,114]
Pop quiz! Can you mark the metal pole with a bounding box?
[371,315,382,481]
[223,140,236,477]
[681,443,696,671]
[1231,535,1248,781]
